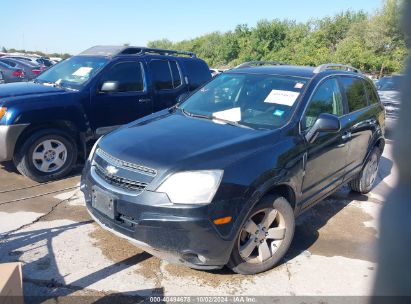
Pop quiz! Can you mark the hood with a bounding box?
[98,111,276,172]
[0,82,66,99]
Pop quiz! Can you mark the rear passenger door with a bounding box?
[149,59,186,112]
[91,61,152,135]
[339,76,375,176]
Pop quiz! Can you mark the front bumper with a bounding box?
[0,124,29,162]
[81,163,234,269]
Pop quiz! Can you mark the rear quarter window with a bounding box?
[183,60,212,91]
[340,77,369,112]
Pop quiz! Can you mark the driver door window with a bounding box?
[303,78,344,130]
[100,62,144,92]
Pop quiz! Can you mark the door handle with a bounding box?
[341,132,352,141]
[138,98,151,103]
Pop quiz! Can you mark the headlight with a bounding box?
[88,137,102,161]
[156,170,223,205]
[0,107,7,121]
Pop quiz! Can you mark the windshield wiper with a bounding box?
[211,116,253,129]
[182,109,252,129]
[37,80,77,91]
[181,108,211,119]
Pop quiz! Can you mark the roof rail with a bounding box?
[79,45,196,58]
[313,63,361,74]
[234,61,284,69]
[120,47,196,58]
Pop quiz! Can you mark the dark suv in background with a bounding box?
[82,62,385,274]
[0,46,211,182]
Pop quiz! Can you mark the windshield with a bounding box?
[35,56,109,90]
[377,76,402,91]
[180,73,308,129]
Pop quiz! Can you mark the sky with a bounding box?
[0,0,384,55]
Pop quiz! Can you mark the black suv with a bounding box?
[82,62,385,274]
[0,46,211,182]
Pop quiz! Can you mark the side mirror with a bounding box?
[100,81,118,93]
[305,113,341,143]
[177,92,190,103]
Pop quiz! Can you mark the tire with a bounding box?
[227,195,295,275]
[349,147,381,194]
[13,129,77,183]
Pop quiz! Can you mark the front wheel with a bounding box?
[13,129,77,183]
[227,195,295,275]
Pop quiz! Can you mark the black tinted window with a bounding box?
[364,81,379,104]
[101,62,144,92]
[303,78,344,130]
[183,60,212,91]
[170,61,182,87]
[341,77,368,112]
[150,60,173,90]
[1,60,16,67]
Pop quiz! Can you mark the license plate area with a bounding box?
[92,186,116,219]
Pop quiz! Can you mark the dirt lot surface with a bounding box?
[0,140,398,303]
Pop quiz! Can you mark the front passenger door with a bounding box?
[301,78,350,206]
[91,61,152,136]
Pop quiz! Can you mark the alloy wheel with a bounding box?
[238,207,286,264]
[364,153,379,188]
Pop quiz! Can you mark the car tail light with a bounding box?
[32,68,42,75]
[12,69,24,78]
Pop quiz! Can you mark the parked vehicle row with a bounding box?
[0,61,26,83]
[0,57,45,80]
[2,55,53,67]
[0,54,54,83]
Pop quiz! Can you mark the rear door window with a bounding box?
[169,61,182,88]
[149,60,173,90]
[340,77,368,112]
[100,61,144,92]
[364,81,379,105]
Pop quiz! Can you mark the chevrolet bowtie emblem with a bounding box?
[106,165,119,175]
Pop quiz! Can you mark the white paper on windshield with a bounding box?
[264,90,300,106]
[72,67,93,77]
[212,107,241,122]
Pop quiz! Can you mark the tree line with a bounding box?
[148,0,407,74]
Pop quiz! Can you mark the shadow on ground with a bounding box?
[0,221,163,303]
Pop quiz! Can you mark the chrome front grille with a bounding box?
[92,148,156,193]
[96,148,157,176]
[94,163,147,191]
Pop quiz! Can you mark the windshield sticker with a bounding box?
[72,67,93,77]
[294,82,305,89]
[264,90,300,106]
[273,109,285,117]
[212,107,241,122]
